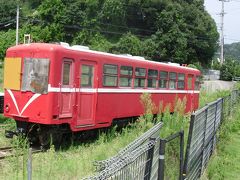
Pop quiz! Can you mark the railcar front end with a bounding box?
[3,44,64,146]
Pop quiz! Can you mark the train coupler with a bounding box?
[5,128,26,138]
[5,130,18,138]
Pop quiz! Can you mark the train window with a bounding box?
[195,76,201,90]
[63,62,71,85]
[135,67,146,88]
[120,66,133,76]
[134,78,145,88]
[178,73,185,89]
[169,72,177,89]
[120,77,132,87]
[21,58,50,94]
[135,67,146,77]
[81,65,93,87]
[159,71,168,89]
[120,66,132,87]
[103,64,118,86]
[148,69,158,88]
[188,75,193,90]
[104,64,117,74]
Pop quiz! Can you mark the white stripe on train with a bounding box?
[47,85,200,94]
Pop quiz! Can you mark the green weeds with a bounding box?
[205,101,240,180]
[0,90,235,179]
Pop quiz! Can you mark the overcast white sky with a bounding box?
[204,0,240,44]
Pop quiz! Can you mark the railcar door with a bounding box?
[187,74,194,111]
[59,59,74,118]
[77,60,97,126]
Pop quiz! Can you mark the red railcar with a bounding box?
[3,43,200,145]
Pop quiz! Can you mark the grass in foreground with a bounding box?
[0,120,155,179]
[203,102,240,180]
[0,90,233,179]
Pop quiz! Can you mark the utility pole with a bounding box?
[219,0,229,65]
[16,4,19,45]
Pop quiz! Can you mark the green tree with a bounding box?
[110,32,143,56]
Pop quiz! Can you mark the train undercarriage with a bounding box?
[5,121,70,148]
[5,117,139,149]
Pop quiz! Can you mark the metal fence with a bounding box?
[84,122,185,180]
[84,122,163,180]
[183,90,240,180]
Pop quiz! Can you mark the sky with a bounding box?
[204,0,240,44]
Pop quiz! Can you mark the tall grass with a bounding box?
[0,90,235,179]
[199,90,230,107]
[0,112,156,179]
[204,99,240,179]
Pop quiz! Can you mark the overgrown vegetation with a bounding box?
[0,0,218,66]
[204,97,240,179]
[0,90,235,179]
[212,58,240,81]
[199,90,230,107]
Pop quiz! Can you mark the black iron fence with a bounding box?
[183,90,239,180]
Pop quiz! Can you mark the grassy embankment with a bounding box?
[0,90,231,179]
[203,96,240,179]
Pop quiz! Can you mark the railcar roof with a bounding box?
[8,43,200,73]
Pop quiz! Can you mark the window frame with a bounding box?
[147,69,158,88]
[134,67,146,88]
[103,64,118,87]
[119,65,133,87]
[194,75,201,90]
[80,64,94,88]
[177,73,185,90]
[62,59,73,87]
[159,71,168,89]
[187,74,194,90]
[169,72,177,90]
[21,57,50,94]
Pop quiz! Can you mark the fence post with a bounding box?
[179,131,184,180]
[229,94,232,115]
[183,114,195,179]
[144,138,156,180]
[27,148,32,180]
[158,139,166,180]
[200,106,208,176]
[221,98,224,123]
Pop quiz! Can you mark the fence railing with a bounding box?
[84,122,163,180]
[183,90,239,180]
[94,122,163,172]
[84,123,184,180]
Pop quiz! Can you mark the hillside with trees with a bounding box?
[0,0,219,66]
[224,42,240,61]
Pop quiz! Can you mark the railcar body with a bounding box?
[3,43,200,144]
